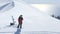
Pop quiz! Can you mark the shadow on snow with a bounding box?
[15,28,21,34]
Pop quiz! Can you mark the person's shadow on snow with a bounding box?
[15,28,21,34]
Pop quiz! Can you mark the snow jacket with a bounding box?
[18,16,23,24]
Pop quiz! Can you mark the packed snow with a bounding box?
[0,0,60,34]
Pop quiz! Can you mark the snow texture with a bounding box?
[0,0,14,12]
[0,0,60,34]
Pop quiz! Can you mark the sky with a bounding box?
[22,0,60,16]
[31,4,51,12]
[23,0,60,4]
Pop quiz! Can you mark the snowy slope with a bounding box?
[0,0,60,34]
[0,0,14,12]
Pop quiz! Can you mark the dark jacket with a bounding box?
[18,16,23,24]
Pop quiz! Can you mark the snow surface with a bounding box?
[0,0,14,12]
[0,0,60,34]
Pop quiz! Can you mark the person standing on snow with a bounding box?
[17,15,23,28]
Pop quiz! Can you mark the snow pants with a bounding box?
[17,24,22,28]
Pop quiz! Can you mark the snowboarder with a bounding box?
[17,15,23,28]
